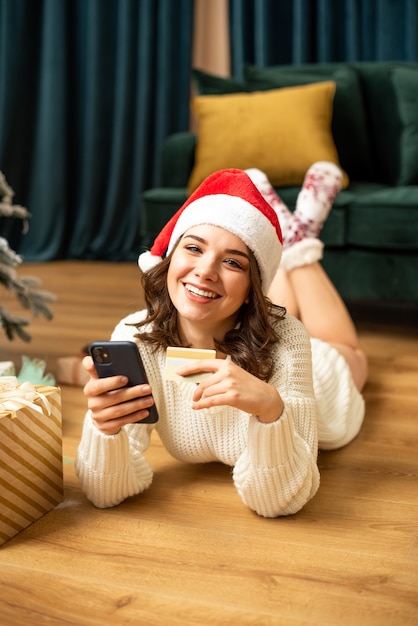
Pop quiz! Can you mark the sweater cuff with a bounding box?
[75,412,154,508]
[247,410,296,468]
[77,411,131,474]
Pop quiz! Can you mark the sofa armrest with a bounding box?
[161,132,196,187]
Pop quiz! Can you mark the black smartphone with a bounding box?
[88,340,158,424]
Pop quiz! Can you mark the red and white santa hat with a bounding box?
[138,168,283,291]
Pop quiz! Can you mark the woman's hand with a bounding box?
[82,356,156,435]
[176,359,284,424]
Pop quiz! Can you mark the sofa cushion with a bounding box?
[244,64,374,182]
[347,186,418,250]
[353,63,404,185]
[140,188,188,248]
[192,68,248,95]
[322,248,418,302]
[188,82,348,193]
[161,132,196,187]
[391,66,418,185]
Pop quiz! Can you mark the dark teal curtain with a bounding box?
[0,0,193,261]
[229,0,418,76]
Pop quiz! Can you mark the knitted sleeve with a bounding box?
[75,311,155,508]
[75,415,154,508]
[232,316,320,517]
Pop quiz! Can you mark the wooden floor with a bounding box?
[1,261,417,626]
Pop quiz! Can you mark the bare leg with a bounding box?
[249,164,368,391]
[268,263,368,391]
[268,266,299,317]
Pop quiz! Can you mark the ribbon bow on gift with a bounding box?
[0,376,52,419]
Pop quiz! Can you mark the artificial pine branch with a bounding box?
[0,172,55,341]
[0,305,31,341]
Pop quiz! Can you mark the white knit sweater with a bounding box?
[75,312,364,517]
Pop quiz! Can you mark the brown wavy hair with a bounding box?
[134,248,286,381]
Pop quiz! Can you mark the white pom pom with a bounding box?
[138,251,163,273]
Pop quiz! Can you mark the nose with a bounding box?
[194,254,218,281]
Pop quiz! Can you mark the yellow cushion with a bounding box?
[188,81,349,193]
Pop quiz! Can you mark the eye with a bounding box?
[224,257,245,270]
[184,244,202,254]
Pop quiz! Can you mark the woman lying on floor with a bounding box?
[75,164,368,517]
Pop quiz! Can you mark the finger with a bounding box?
[90,396,155,434]
[192,381,228,406]
[91,408,151,435]
[91,392,154,419]
[87,383,152,410]
[84,374,129,399]
[191,391,228,410]
[82,355,97,377]
[176,358,219,378]
[192,368,231,396]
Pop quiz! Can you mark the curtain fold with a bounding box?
[1,0,417,262]
[229,0,418,73]
[0,0,193,261]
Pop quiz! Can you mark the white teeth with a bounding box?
[185,284,218,299]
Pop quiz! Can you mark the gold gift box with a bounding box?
[0,383,63,546]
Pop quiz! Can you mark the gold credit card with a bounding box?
[165,347,216,382]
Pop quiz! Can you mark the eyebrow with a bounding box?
[183,234,250,260]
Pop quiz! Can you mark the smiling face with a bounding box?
[167,224,252,345]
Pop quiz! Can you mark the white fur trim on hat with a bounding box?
[166,194,281,289]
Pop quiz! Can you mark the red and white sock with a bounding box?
[293,161,343,239]
[246,163,342,272]
[280,162,343,271]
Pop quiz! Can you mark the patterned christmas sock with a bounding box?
[280,162,343,271]
[293,161,343,239]
[246,164,343,272]
[245,168,294,236]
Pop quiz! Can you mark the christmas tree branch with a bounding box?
[0,173,55,341]
[0,305,31,341]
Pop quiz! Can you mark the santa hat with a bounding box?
[138,168,283,291]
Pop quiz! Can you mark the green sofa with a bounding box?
[140,62,418,304]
